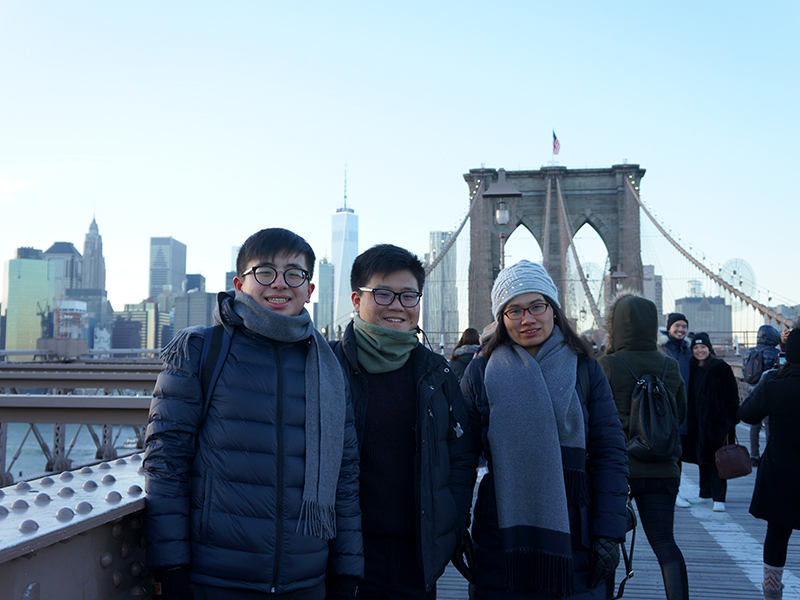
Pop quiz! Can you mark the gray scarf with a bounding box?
[483,326,586,595]
[161,290,346,540]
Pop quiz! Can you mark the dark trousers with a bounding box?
[359,534,435,600]
[192,582,325,600]
[749,417,770,458]
[698,464,727,502]
[630,478,689,600]
[764,522,794,568]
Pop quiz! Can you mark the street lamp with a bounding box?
[610,264,628,291]
[483,168,521,270]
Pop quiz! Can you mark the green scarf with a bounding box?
[352,314,419,373]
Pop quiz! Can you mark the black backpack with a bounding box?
[611,354,681,463]
[742,346,777,385]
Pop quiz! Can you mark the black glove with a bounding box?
[153,566,191,600]
[588,536,620,589]
[450,528,476,585]
[325,574,359,600]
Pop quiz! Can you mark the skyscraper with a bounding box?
[331,195,358,336]
[82,217,106,291]
[149,237,187,299]
[313,257,335,339]
[43,242,82,300]
[422,231,459,353]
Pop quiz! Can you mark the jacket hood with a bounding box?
[604,292,658,354]
[757,324,781,347]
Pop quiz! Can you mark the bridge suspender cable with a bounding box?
[424,180,485,276]
[554,177,605,328]
[542,177,552,270]
[623,178,792,328]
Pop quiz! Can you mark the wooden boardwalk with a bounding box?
[438,423,800,599]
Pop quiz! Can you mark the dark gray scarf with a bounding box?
[483,326,586,595]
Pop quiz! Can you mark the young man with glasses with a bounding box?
[330,244,475,599]
[144,228,363,600]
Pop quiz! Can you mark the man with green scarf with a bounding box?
[145,228,363,600]
[330,244,475,599]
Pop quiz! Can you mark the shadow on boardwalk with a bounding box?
[437,424,800,600]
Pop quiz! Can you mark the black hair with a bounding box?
[483,294,593,359]
[236,228,316,279]
[350,244,425,292]
[450,327,480,360]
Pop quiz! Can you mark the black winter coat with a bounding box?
[740,364,800,529]
[461,353,628,599]
[331,322,476,592]
[682,357,740,465]
[144,299,362,594]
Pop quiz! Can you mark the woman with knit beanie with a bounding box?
[680,332,740,512]
[460,260,628,600]
[740,328,800,599]
[598,292,689,600]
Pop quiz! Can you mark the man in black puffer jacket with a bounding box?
[331,244,476,599]
[145,228,363,600]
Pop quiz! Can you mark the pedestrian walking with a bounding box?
[449,327,481,382]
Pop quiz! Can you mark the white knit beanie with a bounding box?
[491,260,560,321]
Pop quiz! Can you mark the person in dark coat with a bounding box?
[681,332,740,512]
[739,328,800,599]
[598,293,688,600]
[461,261,628,600]
[330,244,475,599]
[743,324,781,464]
[449,327,481,382]
[144,229,363,600]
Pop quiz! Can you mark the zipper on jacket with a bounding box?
[271,341,284,593]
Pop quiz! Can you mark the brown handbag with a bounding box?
[715,434,752,479]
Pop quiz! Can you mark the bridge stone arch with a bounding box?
[465,164,646,328]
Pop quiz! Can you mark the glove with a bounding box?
[450,528,476,585]
[588,536,620,589]
[153,566,191,600]
[325,574,359,600]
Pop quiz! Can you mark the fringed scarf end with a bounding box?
[503,549,575,596]
[297,499,336,541]
[159,326,205,370]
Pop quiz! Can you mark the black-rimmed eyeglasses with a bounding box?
[240,265,310,288]
[359,287,422,308]
[503,302,550,320]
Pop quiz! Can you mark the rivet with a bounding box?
[11,499,29,511]
[106,491,122,503]
[130,585,147,596]
[112,570,123,587]
[115,458,127,466]
[98,462,111,470]
[34,493,51,505]
[129,454,142,462]
[130,561,144,577]
[120,542,131,558]
[83,480,98,491]
[40,477,55,486]
[100,552,113,568]
[80,467,93,474]
[0,505,8,517]
[75,501,93,514]
[60,471,74,481]
[0,489,4,498]
[15,481,32,492]
[19,519,39,532]
[130,517,143,530]
[127,485,143,496]
[56,507,75,521]
[112,524,123,538]
[58,487,75,497]
[102,474,117,485]
[137,466,144,475]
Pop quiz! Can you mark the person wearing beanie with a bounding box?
[680,332,740,513]
[740,328,800,599]
[460,260,628,599]
[598,292,689,600]
[330,244,476,599]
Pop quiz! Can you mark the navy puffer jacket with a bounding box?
[144,298,362,594]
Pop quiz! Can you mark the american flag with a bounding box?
[552,130,561,155]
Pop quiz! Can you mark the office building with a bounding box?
[642,264,663,323]
[43,242,82,300]
[423,231,459,354]
[149,237,187,299]
[675,296,733,346]
[174,291,216,330]
[112,300,170,351]
[331,200,358,336]
[313,257,335,339]
[82,217,106,291]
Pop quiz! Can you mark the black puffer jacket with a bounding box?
[144,297,362,593]
[331,321,476,592]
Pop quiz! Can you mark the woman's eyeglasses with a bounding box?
[503,302,550,320]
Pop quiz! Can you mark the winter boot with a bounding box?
[763,564,784,599]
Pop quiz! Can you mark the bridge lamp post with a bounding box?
[484,168,521,271]
[611,264,629,292]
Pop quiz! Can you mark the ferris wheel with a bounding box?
[720,258,757,309]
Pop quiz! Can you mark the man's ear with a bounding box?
[305,282,315,303]
[351,290,361,313]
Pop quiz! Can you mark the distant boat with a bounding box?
[122,437,140,449]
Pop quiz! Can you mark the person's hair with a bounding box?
[350,244,425,292]
[450,328,480,359]
[236,228,316,279]
[482,293,593,359]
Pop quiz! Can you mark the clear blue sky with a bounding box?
[1,1,798,321]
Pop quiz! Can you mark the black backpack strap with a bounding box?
[199,325,232,417]
[609,353,640,381]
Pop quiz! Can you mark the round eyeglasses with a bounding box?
[503,302,550,320]
[240,265,310,288]
[359,287,422,308]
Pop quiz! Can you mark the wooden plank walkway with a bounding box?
[438,423,800,599]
